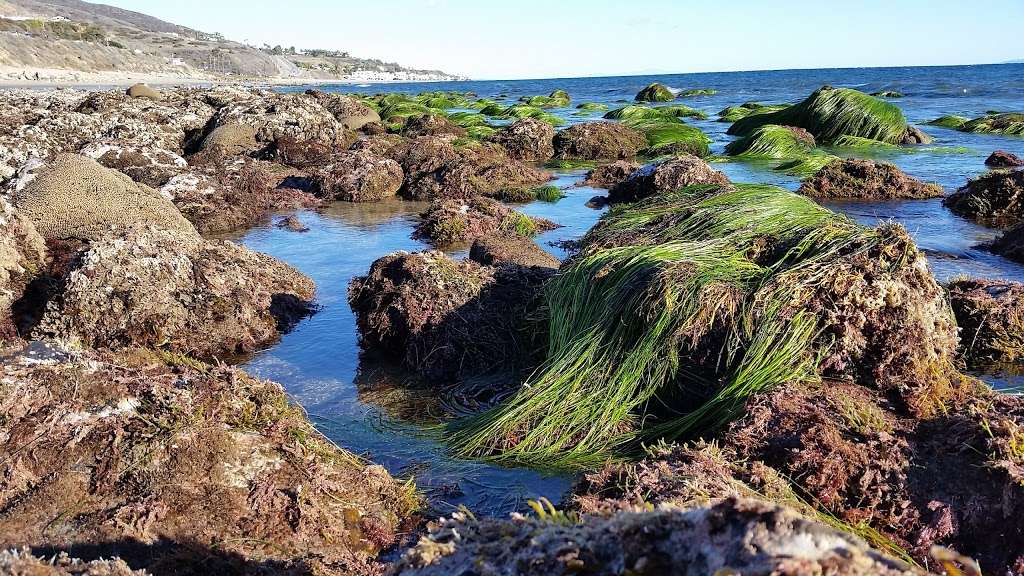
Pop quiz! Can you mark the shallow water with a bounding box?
[248,64,1024,516]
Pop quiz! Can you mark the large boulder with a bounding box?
[414,196,557,246]
[349,251,551,382]
[80,140,188,187]
[608,155,729,204]
[0,343,417,575]
[486,118,555,162]
[553,122,647,161]
[943,169,1024,227]
[33,225,315,361]
[393,497,921,576]
[0,199,46,340]
[198,122,261,156]
[305,89,381,130]
[9,154,197,242]
[948,278,1024,365]
[634,82,675,103]
[311,149,404,202]
[213,92,355,148]
[799,159,944,200]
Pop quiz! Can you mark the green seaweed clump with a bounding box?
[961,113,1024,136]
[728,86,915,145]
[926,115,970,130]
[533,185,565,203]
[576,102,609,111]
[717,102,788,123]
[612,116,711,158]
[871,91,905,98]
[724,125,815,159]
[519,89,571,108]
[378,100,438,121]
[605,104,706,121]
[678,88,718,97]
[635,83,675,102]
[482,104,566,126]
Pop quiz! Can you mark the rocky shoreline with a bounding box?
[1,82,1022,575]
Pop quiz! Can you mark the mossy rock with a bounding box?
[725,125,816,159]
[960,113,1024,136]
[728,86,916,145]
[576,102,609,111]
[677,88,718,97]
[519,89,571,108]
[622,118,712,158]
[635,83,674,102]
[718,102,787,123]
[605,104,706,122]
[926,115,970,130]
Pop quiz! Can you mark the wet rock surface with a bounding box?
[393,497,922,576]
[944,169,1024,227]
[799,159,944,200]
[990,221,1024,263]
[580,160,641,189]
[553,122,647,160]
[608,154,729,204]
[0,344,417,576]
[986,150,1024,168]
[948,278,1024,365]
[311,149,404,202]
[414,196,557,247]
[486,118,555,162]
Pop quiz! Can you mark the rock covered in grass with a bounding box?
[33,225,315,361]
[469,236,560,268]
[387,137,551,200]
[625,117,713,157]
[728,85,925,145]
[948,278,1024,365]
[0,549,145,575]
[0,199,46,341]
[580,160,642,189]
[393,497,921,576]
[634,82,675,102]
[0,344,417,576]
[349,251,551,382]
[553,122,647,160]
[80,140,188,187]
[9,154,197,241]
[608,155,729,204]
[486,118,555,162]
[311,149,404,202]
[990,221,1024,262]
[414,197,557,246]
[986,150,1024,168]
[943,169,1024,227]
[960,113,1024,136]
[724,124,816,158]
[799,159,944,200]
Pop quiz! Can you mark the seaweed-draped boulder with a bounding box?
[393,497,921,576]
[9,154,197,241]
[401,113,468,138]
[33,225,315,361]
[0,344,417,575]
[608,155,729,204]
[724,124,816,159]
[960,113,1024,136]
[728,86,927,145]
[553,122,647,161]
[634,82,675,102]
[943,169,1024,227]
[487,118,555,162]
[413,197,557,246]
[799,159,944,200]
[948,278,1024,365]
[311,149,404,202]
[0,199,45,340]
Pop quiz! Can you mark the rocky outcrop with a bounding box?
[0,343,417,576]
[0,199,46,341]
[634,82,675,103]
[580,160,642,189]
[608,155,729,204]
[0,549,144,575]
[33,225,315,361]
[311,149,404,202]
[393,497,922,576]
[486,118,555,162]
[414,197,557,246]
[213,92,356,148]
[799,159,944,200]
[985,150,1024,168]
[944,169,1024,227]
[349,251,551,382]
[553,122,647,161]
[948,278,1024,365]
[80,140,187,187]
[401,114,467,138]
[469,237,560,268]
[305,90,381,130]
[9,154,197,242]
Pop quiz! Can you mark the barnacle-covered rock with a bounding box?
[80,140,187,187]
[414,196,558,246]
[944,169,1024,227]
[213,92,354,148]
[487,118,556,162]
[9,154,197,241]
[305,89,381,130]
[198,122,261,156]
[948,278,1024,365]
[33,225,315,361]
[310,149,404,202]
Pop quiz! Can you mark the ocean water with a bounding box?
[243,64,1024,516]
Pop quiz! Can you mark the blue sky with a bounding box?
[103,0,1024,79]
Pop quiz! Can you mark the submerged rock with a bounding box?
[799,159,944,200]
[580,160,642,189]
[469,236,560,269]
[0,199,46,341]
[990,221,1024,263]
[9,154,197,241]
[349,251,550,382]
[986,150,1024,168]
[608,155,729,204]
[414,196,557,246]
[948,278,1024,365]
[0,344,417,576]
[553,122,647,161]
[634,82,675,103]
[393,497,921,576]
[311,149,404,202]
[277,214,310,232]
[33,225,315,361]
[943,169,1024,227]
[486,118,555,162]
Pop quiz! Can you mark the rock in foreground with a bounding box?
[392,497,921,576]
[799,158,944,200]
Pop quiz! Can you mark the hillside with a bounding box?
[0,0,463,84]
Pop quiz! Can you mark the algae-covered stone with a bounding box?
[580,160,642,189]
[799,158,944,200]
[608,155,729,204]
[725,124,816,159]
[943,169,1024,227]
[960,113,1024,136]
[214,92,353,147]
[414,196,557,246]
[311,149,404,202]
[553,122,647,160]
[487,117,555,162]
[34,225,315,361]
[305,89,382,130]
[469,236,560,268]
[949,278,1024,365]
[628,118,712,157]
[986,150,1024,168]
[635,82,674,102]
[10,154,197,242]
[401,113,468,138]
[927,115,970,130]
[199,122,261,156]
